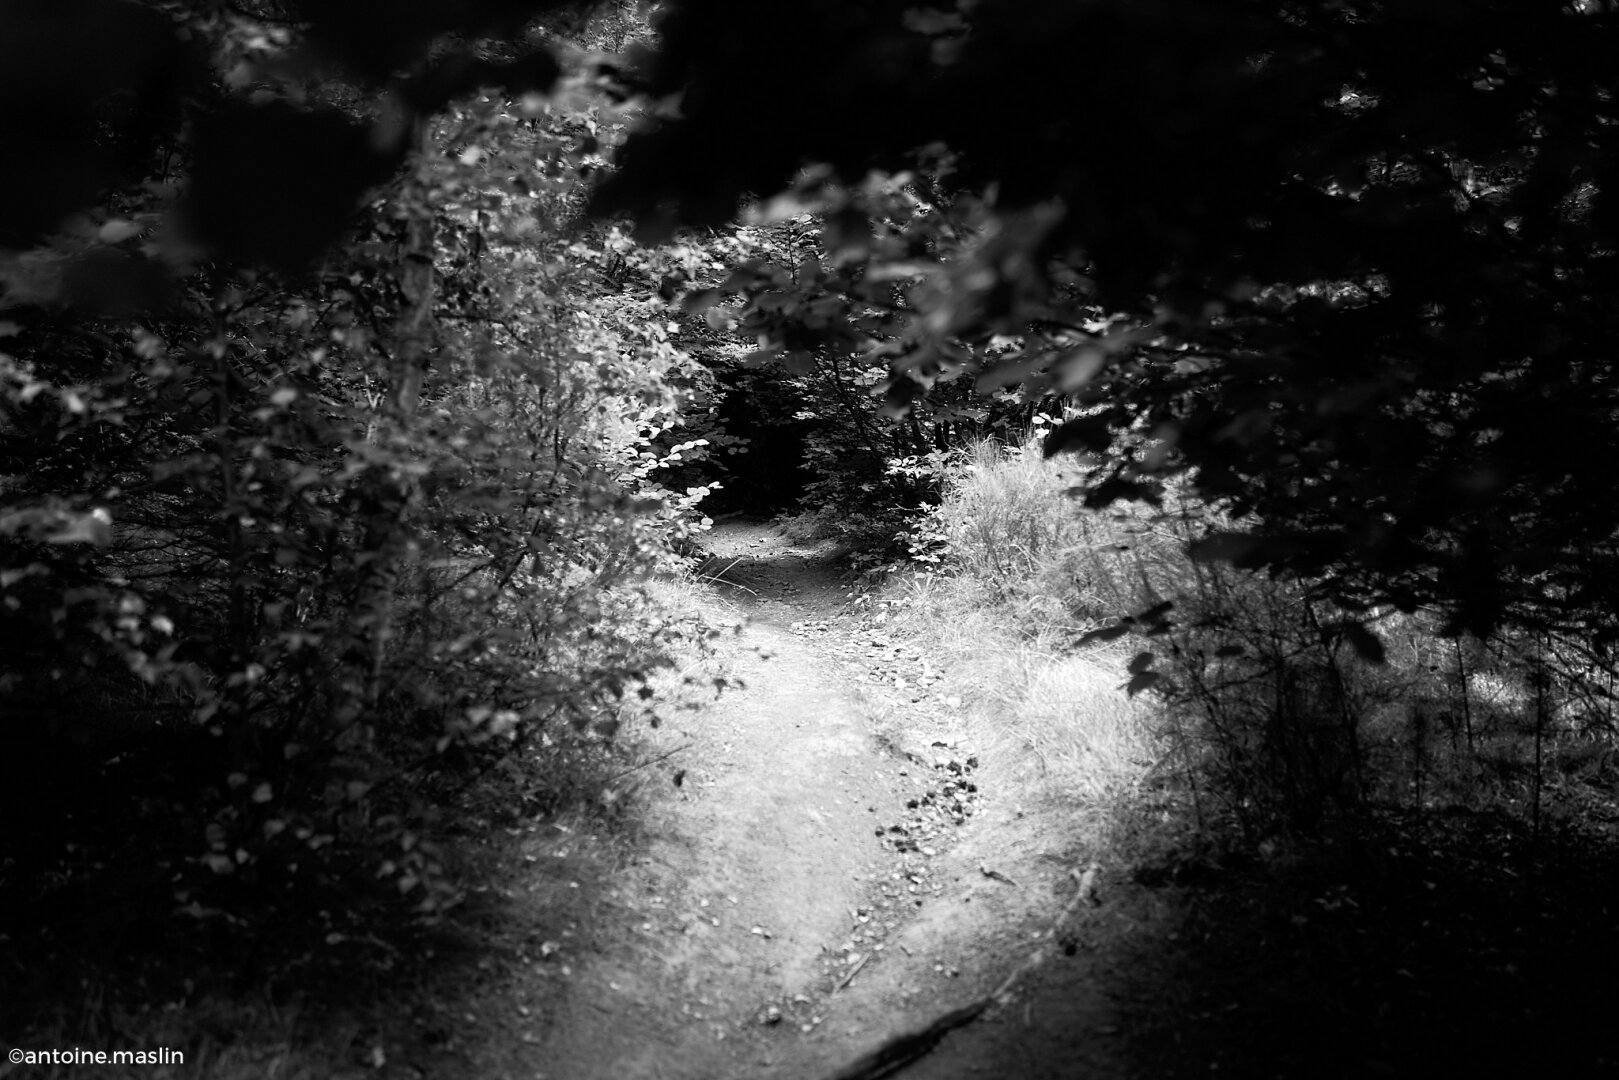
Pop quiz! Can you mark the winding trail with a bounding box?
[411,519,1619,1080]
[487,521,1146,1080]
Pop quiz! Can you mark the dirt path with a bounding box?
[401,520,1619,1080]
[455,520,1147,1080]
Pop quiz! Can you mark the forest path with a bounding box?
[464,520,1144,1080]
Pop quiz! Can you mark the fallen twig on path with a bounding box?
[603,741,694,785]
[979,863,1019,887]
[818,861,1106,1080]
[833,951,872,992]
[696,557,755,593]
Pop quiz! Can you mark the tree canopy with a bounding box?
[597,0,1619,645]
[7,0,1619,639]
[5,0,1619,1048]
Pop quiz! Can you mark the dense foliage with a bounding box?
[596,0,1619,649]
[18,0,1616,641]
[0,1,714,955]
[8,0,1619,979]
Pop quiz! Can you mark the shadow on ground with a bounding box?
[1108,808,1619,1079]
[0,733,636,1079]
[691,537,851,614]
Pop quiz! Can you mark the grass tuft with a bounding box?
[868,441,1172,861]
[882,435,1619,845]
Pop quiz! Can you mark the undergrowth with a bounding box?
[865,438,1167,859]
[878,435,1619,854]
[0,558,728,1080]
[867,433,1619,1075]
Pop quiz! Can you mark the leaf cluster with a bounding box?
[597,0,1619,645]
[0,1,707,979]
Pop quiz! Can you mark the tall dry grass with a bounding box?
[876,439,1173,842]
[919,438,1182,624]
[883,435,1619,845]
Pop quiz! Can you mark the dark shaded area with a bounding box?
[689,541,844,604]
[58,247,176,315]
[600,0,1619,307]
[700,369,818,516]
[599,0,1619,645]
[0,711,621,1068]
[0,1,573,269]
[1118,811,1619,1078]
[589,0,936,235]
[403,49,564,114]
[187,102,402,271]
[1,720,396,990]
[290,0,573,83]
[0,0,194,246]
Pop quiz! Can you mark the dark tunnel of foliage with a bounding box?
[5,0,1619,1034]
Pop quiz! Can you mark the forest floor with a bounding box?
[405,519,1619,1080]
[427,518,1167,1080]
[9,521,1619,1078]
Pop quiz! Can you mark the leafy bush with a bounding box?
[0,26,713,987]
